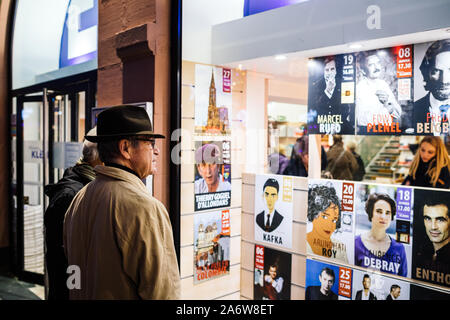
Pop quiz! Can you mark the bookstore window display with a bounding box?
[182,0,450,300]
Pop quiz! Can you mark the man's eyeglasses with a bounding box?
[133,138,156,148]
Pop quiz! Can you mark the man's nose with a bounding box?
[431,219,438,229]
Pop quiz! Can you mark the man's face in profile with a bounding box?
[427,51,450,101]
[423,204,450,246]
[319,271,334,294]
[392,287,401,299]
[264,186,278,213]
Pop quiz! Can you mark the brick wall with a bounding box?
[98,0,171,208]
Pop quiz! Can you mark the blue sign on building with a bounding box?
[244,0,306,16]
[60,0,98,68]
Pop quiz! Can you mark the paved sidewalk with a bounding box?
[0,275,45,300]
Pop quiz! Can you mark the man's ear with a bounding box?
[118,139,132,160]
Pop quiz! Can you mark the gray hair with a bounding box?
[82,127,99,164]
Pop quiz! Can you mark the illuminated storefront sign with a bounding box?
[243,0,307,16]
[60,0,98,68]
[12,0,98,89]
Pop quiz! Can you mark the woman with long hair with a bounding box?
[403,136,450,188]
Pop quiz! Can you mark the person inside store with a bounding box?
[354,193,408,277]
[256,178,284,233]
[402,136,450,188]
[268,145,289,175]
[305,267,338,300]
[355,274,377,300]
[194,143,231,193]
[63,105,180,299]
[325,135,358,180]
[283,135,309,177]
[356,51,402,134]
[347,141,366,181]
[413,39,450,127]
[282,130,328,177]
[307,183,348,263]
[385,284,401,300]
[413,190,450,285]
[262,263,284,300]
[44,127,101,300]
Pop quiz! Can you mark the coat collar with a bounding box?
[94,165,147,190]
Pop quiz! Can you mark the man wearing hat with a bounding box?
[63,105,180,299]
[195,143,231,194]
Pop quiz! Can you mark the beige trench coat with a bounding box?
[63,166,180,299]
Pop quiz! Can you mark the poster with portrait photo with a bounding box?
[193,209,231,284]
[194,64,232,135]
[307,54,356,135]
[254,245,291,300]
[352,269,410,300]
[413,39,450,136]
[305,259,352,300]
[354,183,413,278]
[307,179,355,264]
[194,140,231,211]
[412,188,450,288]
[355,46,414,135]
[254,174,293,249]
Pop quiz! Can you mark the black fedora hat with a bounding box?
[85,105,165,142]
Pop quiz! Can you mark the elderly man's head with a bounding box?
[82,127,102,168]
[97,135,159,178]
[86,105,164,179]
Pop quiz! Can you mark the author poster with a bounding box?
[194,209,231,284]
[305,258,448,300]
[195,64,232,135]
[413,39,450,136]
[305,259,351,300]
[194,140,231,211]
[354,184,413,278]
[355,46,414,135]
[307,54,355,135]
[254,245,291,300]
[307,179,355,264]
[254,174,293,249]
[412,188,450,288]
[352,268,410,300]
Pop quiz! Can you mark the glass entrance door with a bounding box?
[15,92,49,280]
[12,83,92,286]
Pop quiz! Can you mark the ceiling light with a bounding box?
[348,43,363,50]
[275,55,287,60]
